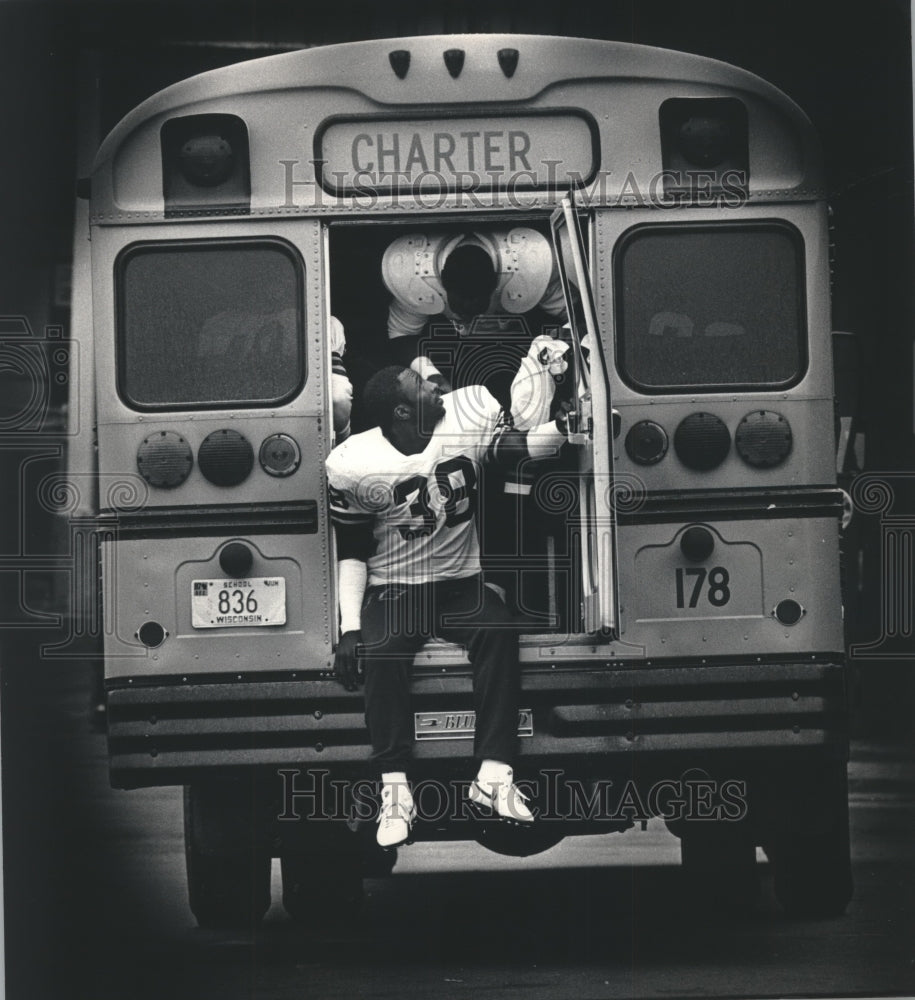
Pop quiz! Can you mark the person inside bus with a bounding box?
[329,315,354,443]
[326,364,572,847]
[382,227,571,413]
[380,228,575,621]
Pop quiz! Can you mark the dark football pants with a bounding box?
[359,574,521,772]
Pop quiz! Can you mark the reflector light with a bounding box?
[259,434,301,478]
[774,599,804,626]
[625,420,668,465]
[137,621,167,648]
[673,413,731,471]
[136,430,193,488]
[735,410,793,468]
[389,49,411,79]
[197,429,254,487]
[444,49,465,78]
[498,48,519,78]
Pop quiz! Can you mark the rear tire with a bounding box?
[280,822,365,926]
[768,768,853,918]
[183,783,272,930]
[679,823,760,914]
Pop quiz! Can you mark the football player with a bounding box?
[326,365,571,847]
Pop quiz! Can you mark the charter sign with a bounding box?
[317,113,597,193]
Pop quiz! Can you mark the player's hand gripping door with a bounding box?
[550,196,618,635]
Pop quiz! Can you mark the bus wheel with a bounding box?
[765,761,853,918]
[280,822,365,926]
[183,784,272,929]
[475,823,565,858]
[679,823,760,913]
[280,849,364,926]
[769,809,852,918]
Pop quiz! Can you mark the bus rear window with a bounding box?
[615,224,805,392]
[117,240,305,409]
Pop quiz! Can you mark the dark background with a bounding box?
[1,0,912,462]
[0,1,912,996]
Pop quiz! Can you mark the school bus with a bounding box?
[69,33,852,925]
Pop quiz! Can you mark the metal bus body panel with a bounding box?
[67,195,99,517]
[613,514,844,660]
[105,658,847,788]
[101,527,333,680]
[95,413,326,509]
[90,219,330,510]
[588,203,835,490]
[610,397,835,489]
[89,36,823,222]
[79,35,849,798]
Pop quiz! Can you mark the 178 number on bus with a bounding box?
[674,567,731,608]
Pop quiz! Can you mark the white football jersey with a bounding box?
[326,386,506,586]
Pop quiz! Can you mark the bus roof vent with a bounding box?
[497,48,519,78]
[443,48,465,79]
[388,50,410,79]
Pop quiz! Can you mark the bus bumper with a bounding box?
[106,658,848,789]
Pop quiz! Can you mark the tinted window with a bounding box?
[118,240,305,409]
[615,225,804,392]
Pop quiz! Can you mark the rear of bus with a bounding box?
[72,34,852,923]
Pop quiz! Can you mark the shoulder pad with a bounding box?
[444,384,501,432]
[328,315,346,354]
[381,233,446,315]
[495,227,554,313]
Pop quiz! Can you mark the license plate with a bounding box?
[414,709,533,741]
[191,577,286,628]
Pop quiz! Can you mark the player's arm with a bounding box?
[539,262,569,317]
[488,407,572,498]
[487,405,571,468]
[327,481,374,690]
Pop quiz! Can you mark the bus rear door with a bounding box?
[550,196,618,635]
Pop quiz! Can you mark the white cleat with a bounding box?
[376,784,416,849]
[468,771,535,825]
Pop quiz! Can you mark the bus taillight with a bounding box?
[197,429,254,486]
[673,412,731,470]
